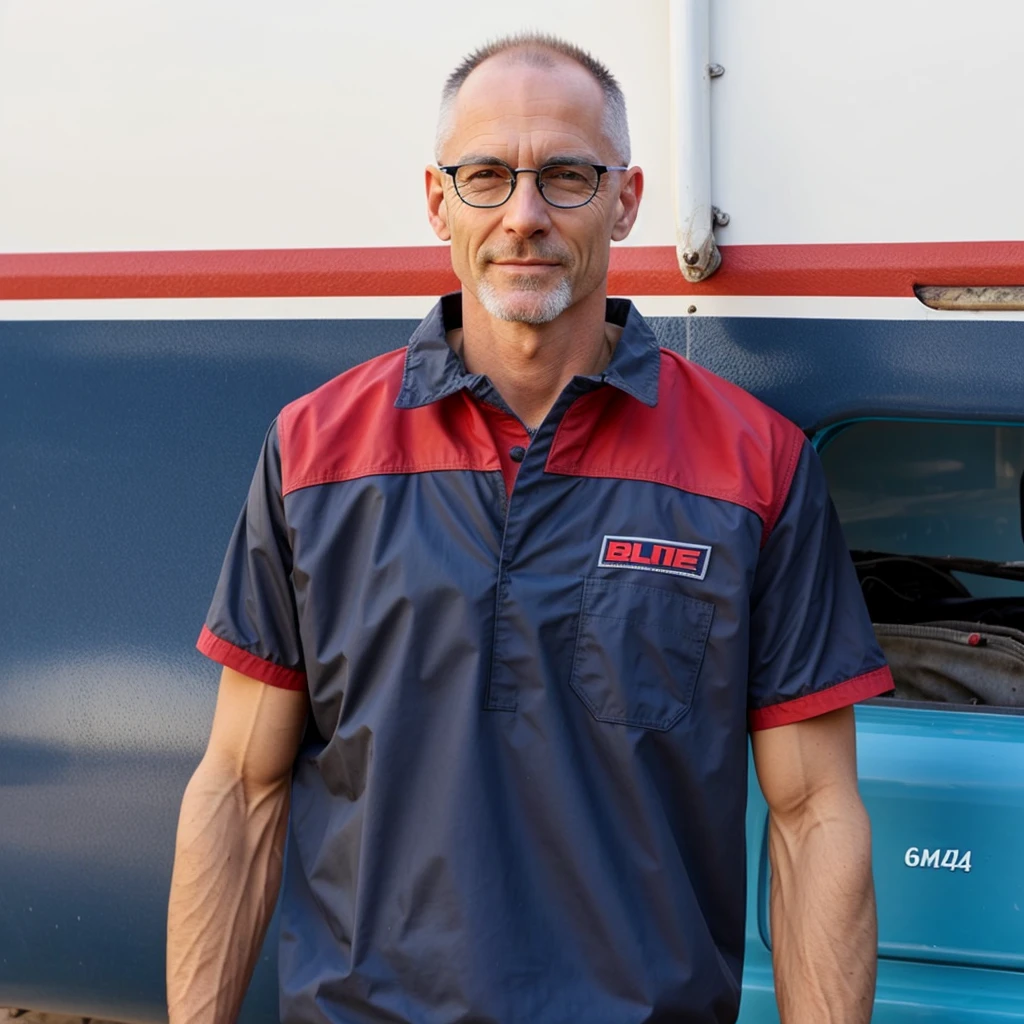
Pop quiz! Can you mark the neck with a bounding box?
[454,287,617,429]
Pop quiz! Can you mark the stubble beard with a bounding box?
[474,246,576,325]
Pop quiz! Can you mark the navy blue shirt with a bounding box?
[199,295,892,1023]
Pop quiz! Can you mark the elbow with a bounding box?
[770,783,874,868]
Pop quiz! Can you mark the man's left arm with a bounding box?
[747,438,895,1023]
[752,706,876,1024]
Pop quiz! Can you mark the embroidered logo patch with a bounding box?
[599,535,712,580]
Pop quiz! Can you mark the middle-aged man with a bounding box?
[168,32,894,1024]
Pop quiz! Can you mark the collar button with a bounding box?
[509,445,527,463]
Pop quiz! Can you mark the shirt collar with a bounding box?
[395,292,660,410]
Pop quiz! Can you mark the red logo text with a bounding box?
[599,535,711,580]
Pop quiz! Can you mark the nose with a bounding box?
[501,170,552,239]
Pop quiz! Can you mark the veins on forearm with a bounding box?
[768,800,876,1024]
[167,767,290,1023]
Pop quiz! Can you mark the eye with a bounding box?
[456,164,512,185]
[547,167,589,182]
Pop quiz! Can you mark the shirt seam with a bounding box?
[760,430,806,547]
[546,460,769,525]
[282,461,501,497]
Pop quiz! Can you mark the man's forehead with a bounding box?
[447,53,607,156]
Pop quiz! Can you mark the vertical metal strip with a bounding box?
[669,0,722,282]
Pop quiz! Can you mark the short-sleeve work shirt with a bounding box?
[198,294,893,1024]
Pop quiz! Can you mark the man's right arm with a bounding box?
[167,666,308,1024]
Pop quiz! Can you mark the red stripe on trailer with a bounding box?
[1,241,1022,300]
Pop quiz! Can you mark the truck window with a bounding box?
[820,420,1024,709]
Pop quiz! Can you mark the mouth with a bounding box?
[491,260,561,269]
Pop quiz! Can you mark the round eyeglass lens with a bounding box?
[539,164,601,207]
[454,165,514,207]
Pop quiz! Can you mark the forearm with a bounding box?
[167,756,290,1024]
[768,794,877,1024]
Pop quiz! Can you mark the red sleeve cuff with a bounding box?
[748,665,894,731]
[196,625,307,691]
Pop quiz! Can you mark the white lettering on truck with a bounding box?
[903,847,972,872]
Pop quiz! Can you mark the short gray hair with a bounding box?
[435,32,630,165]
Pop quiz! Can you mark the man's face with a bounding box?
[426,55,643,325]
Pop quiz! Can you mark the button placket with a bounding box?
[483,384,590,712]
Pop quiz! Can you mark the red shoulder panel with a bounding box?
[278,348,500,496]
[546,351,805,545]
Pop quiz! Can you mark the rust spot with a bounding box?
[915,285,1024,311]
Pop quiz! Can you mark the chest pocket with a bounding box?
[569,577,714,731]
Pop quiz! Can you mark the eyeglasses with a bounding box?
[438,161,628,209]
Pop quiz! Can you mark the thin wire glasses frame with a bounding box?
[439,160,629,209]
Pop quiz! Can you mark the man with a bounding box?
[168,33,893,1024]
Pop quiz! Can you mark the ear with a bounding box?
[425,166,451,242]
[610,166,644,242]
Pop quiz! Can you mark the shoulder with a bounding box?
[657,348,805,469]
[276,347,408,496]
[658,350,806,539]
[551,349,806,544]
